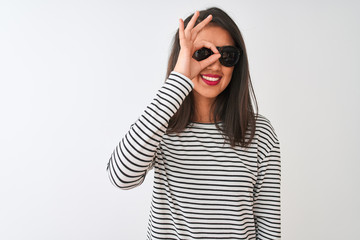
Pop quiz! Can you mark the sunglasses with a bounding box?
[192,46,241,67]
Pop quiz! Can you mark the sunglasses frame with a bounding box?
[192,45,241,67]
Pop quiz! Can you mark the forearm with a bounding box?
[106,71,194,190]
[254,141,281,239]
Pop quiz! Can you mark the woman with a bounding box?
[107,7,281,240]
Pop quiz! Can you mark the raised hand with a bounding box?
[173,11,221,80]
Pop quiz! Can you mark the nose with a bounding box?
[206,57,222,71]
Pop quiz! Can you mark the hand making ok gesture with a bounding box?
[174,11,221,80]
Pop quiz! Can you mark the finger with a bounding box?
[192,14,212,34]
[193,40,220,54]
[198,53,221,69]
[178,18,185,40]
[185,11,199,32]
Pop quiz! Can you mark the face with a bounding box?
[192,25,235,103]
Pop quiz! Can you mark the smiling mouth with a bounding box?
[200,74,222,85]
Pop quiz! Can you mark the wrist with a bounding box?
[173,65,190,79]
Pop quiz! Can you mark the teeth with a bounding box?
[201,75,221,81]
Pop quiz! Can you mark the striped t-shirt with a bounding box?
[107,71,281,240]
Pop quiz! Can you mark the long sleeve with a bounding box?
[253,140,281,239]
[106,71,194,190]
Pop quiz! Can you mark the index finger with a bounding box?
[193,40,220,54]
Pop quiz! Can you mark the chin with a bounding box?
[193,89,219,99]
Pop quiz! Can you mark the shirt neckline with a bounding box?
[190,121,222,124]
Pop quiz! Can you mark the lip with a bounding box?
[200,74,222,86]
[202,74,222,78]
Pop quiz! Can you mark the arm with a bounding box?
[253,140,281,239]
[106,71,194,190]
[107,11,221,190]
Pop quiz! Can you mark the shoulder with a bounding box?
[255,113,278,139]
[254,113,280,155]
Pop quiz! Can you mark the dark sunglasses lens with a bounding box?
[193,46,240,67]
[193,47,213,61]
[219,46,240,67]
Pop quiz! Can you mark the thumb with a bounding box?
[198,53,221,69]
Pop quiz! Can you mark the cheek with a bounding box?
[223,68,234,83]
[191,75,200,88]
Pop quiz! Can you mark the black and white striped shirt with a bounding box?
[107,71,281,240]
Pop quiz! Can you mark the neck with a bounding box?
[192,94,217,123]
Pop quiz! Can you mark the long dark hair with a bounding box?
[165,7,259,149]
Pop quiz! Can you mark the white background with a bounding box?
[1,0,359,239]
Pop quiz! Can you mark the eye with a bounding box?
[193,47,213,61]
[223,50,237,61]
